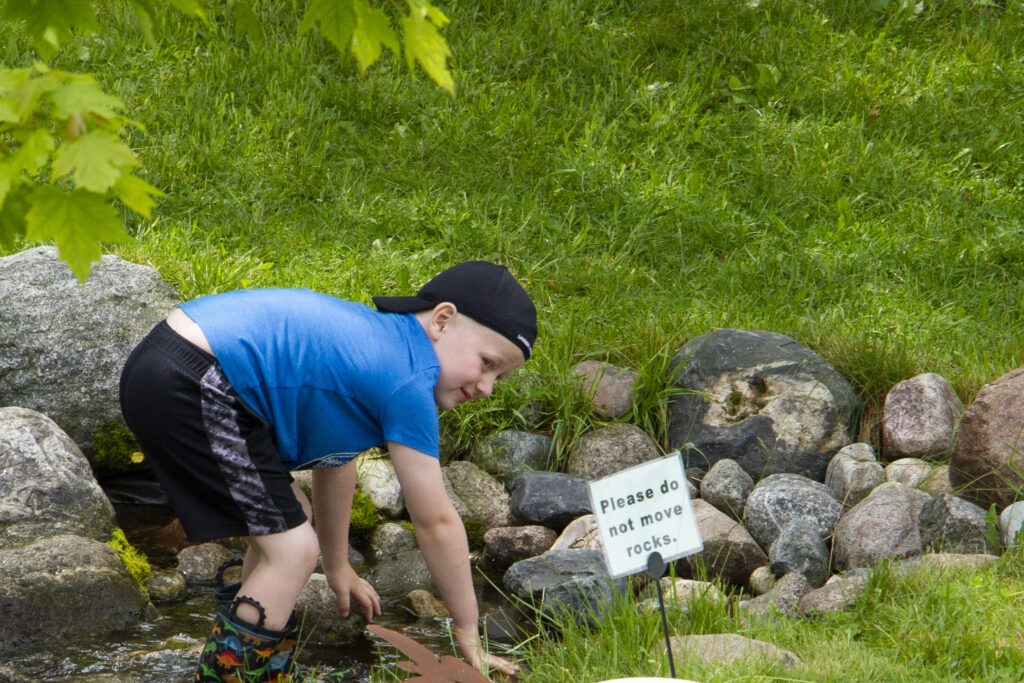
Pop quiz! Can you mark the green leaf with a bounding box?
[0,0,99,60]
[0,184,31,247]
[52,129,138,193]
[0,97,19,123]
[1,71,62,123]
[26,187,127,281]
[0,165,10,209]
[351,0,399,73]
[401,4,453,94]
[164,0,208,23]
[49,77,125,121]
[125,0,159,45]
[299,0,356,55]
[6,128,55,177]
[112,173,164,217]
[233,0,265,47]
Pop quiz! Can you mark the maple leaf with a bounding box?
[25,187,127,281]
[0,0,99,60]
[298,0,356,55]
[401,1,454,95]
[351,0,399,73]
[367,624,490,683]
[0,185,31,246]
[112,173,164,217]
[6,129,56,179]
[52,129,138,194]
[49,77,125,121]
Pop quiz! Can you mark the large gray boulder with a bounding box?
[443,460,512,529]
[0,534,149,655]
[667,329,861,482]
[882,373,962,461]
[0,246,179,455]
[503,549,626,626]
[833,484,932,570]
[825,443,885,508]
[0,407,116,549]
[700,458,754,520]
[743,474,842,550]
[918,493,997,555]
[679,500,767,587]
[769,519,830,588]
[509,472,592,530]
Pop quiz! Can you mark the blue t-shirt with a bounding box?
[180,289,440,468]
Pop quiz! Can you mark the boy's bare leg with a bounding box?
[235,519,319,631]
[241,482,313,584]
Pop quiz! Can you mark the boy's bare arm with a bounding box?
[312,463,381,621]
[388,441,519,676]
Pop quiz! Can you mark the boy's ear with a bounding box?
[426,302,458,339]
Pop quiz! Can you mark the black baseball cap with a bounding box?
[373,261,537,360]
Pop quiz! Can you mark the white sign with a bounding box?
[588,452,703,578]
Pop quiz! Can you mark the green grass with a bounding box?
[516,548,1024,682]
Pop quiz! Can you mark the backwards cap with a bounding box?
[372,261,537,360]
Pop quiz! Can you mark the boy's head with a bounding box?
[373,261,537,361]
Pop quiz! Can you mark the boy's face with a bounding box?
[427,309,525,411]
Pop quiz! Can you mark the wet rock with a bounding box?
[743,473,842,550]
[176,544,241,586]
[443,460,511,529]
[667,633,802,668]
[296,574,367,643]
[825,443,885,508]
[509,472,592,531]
[471,430,553,483]
[1000,501,1024,547]
[700,458,754,520]
[0,534,149,656]
[372,549,434,599]
[882,373,962,461]
[798,572,868,616]
[833,484,932,570]
[918,494,997,555]
[739,572,812,619]
[678,500,767,587]
[0,407,116,549]
[356,452,405,518]
[769,520,830,588]
[480,606,537,646]
[566,423,661,480]
[667,329,861,482]
[483,525,558,573]
[503,549,626,626]
[950,367,1024,509]
[0,246,179,456]
[550,514,603,552]
[571,360,640,418]
[147,569,188,603]
[369,522,417,561]
[403,589,448,618]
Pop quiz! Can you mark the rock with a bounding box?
[480,606,537,646]
[743,473,842,550]
[832,484,932,570]
[296,574,367,643]
[0,664,38,682]
[678,500,767,587]
[509,472,592,530]
[825,443,885,508]
[739,572,812,619]
[356,451,405,518]
[369,522,418,561]
[950,367,1024,509]
[571,360,640,418]
[667,633,802,668]
[550,514,603,552]
[402,589,448,618]
[147,569,188,603]
[483,526,558,573]
[0,407,117,548]
[749,566,776,595]
[0,246,179,455]
[769,520,830,588]
[503,549,627,626]
[443,460,512,529]
[372,549,434,599]
[920,465,955,496]
[886,458,934,488]
[0,534,149,655]
[882,373,962,461]
[566,423,661,480]
[667,328,861,482]
[700,458,754,520]
[176,544,241,586]
[1000,501,1024,547]
[471,430,553,483]
[640,578,726,614]
[918,494,997,555]
[898,552,999,573]
[798,572,868,616]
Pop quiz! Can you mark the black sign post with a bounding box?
[645,551,676,679]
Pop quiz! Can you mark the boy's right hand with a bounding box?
[328,563,381,623]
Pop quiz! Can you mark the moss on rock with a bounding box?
[108,527,151,596]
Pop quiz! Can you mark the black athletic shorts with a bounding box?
[119,320,307,542]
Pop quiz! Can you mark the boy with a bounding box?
[119,261,534,681]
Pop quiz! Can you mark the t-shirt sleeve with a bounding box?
[380,371,440,458]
